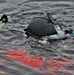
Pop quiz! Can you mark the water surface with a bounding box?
[0,0,74,75]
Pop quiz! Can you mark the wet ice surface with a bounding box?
[0,0,74,75]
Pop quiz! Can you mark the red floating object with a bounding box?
[7,50,44,68]
[5,50,73,75]
[45,57,71,72]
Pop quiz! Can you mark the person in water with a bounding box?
[0,14,8,23]
[24,13,73,44]
[0,14,8,29]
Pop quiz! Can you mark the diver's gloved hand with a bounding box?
[0,14,8,23]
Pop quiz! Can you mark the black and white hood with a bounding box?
[24,13,65,40]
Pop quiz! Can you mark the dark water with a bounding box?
[0,0,74,75]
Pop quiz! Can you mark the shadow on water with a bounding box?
[0,0,6,3]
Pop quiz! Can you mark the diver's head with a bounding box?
[0,14,8,23]
[24,13,65,40]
